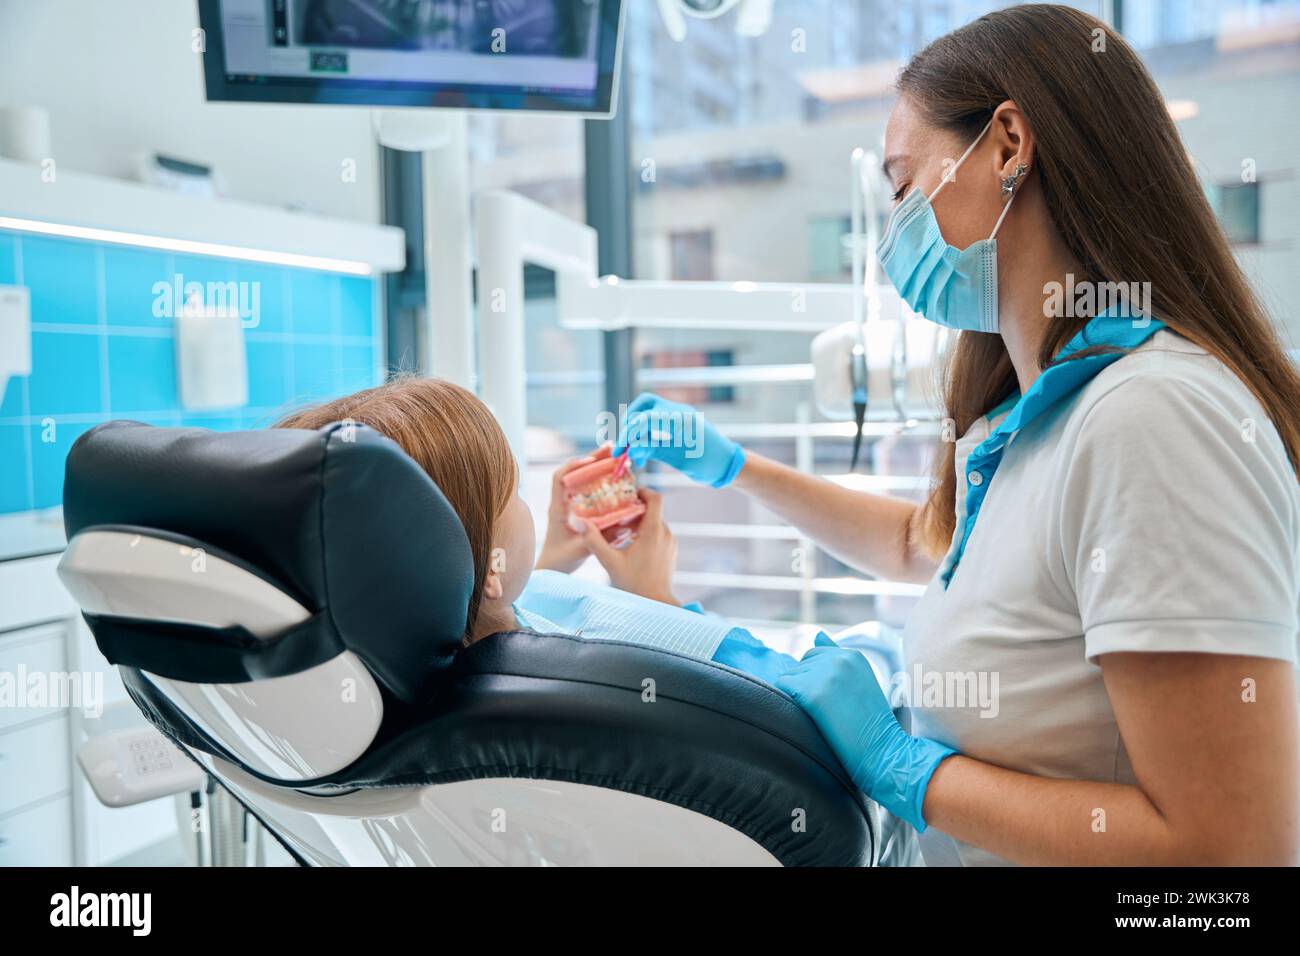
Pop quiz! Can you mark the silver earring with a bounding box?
[1001,163,1028,196]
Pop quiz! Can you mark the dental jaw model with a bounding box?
[563,453,646,533]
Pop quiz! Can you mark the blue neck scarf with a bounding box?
[941,312,1166,588]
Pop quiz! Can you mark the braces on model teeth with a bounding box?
[563,453,647,532]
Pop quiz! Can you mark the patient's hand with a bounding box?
[580,488,681,607]
[535,448,613,575]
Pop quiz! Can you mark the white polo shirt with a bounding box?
[903,330,1300,866]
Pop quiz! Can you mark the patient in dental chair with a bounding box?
[276,378,795,683]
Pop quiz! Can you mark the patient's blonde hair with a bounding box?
[276,378,517,640]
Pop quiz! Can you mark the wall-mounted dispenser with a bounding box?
[175,292,249,411]
[0,284,32,403]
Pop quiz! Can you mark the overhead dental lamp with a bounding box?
[656,0,775,41]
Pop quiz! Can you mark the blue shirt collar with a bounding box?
[987,313,1167,452]
[940,311,1166,588]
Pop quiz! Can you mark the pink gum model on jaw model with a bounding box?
[562,454,646,532]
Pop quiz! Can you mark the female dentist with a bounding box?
[615,4,1300,866]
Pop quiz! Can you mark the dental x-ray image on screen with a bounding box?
[198,0,622,113]
[296,0,597,57]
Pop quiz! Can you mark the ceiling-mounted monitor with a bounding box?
[197,0,625,117]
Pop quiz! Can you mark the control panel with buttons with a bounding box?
[78,727,205,808]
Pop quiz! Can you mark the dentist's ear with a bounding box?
[482,547,507,601]
[989,99,1036,185]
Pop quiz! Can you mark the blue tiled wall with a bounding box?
[0,230,382,514]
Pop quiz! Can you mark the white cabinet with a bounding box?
[0,540,180,866]
[0,796,74,866]
[0,623,68,731]
[0,714,72,816]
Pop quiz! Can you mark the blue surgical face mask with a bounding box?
[876,119,1020,334]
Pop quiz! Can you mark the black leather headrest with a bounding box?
[63,421,474,703]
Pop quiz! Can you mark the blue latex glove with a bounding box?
[775,632,957,832]
[612,392,745,488]
[712,630,800,687]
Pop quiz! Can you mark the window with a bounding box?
[461,0,1300,642]
[1212,182,1262,245]
[466,114,608,543]
[640,348,737,405]
[620,1,1106,637]
[1120,0,1298,329]
[808,214,852,278]
[468,114,586,224]
[668,230,715,280]
[467,113,602,444]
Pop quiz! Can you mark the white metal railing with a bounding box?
[651,473,926,495]
[637,363,814,386]
[720,420,939,439]
[641,393,934,623]
[525,340,940,626]
[669,522,801,540]
[525,363,811,388]
[671,570,926,598]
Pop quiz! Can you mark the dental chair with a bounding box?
[57,420,877,866]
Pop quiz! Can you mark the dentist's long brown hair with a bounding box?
[901,3,1300,559]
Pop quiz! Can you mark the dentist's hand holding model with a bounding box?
[617,392,746,488]
[614,5,1300,866]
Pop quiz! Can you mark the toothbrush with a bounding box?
[610,449,631,480]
